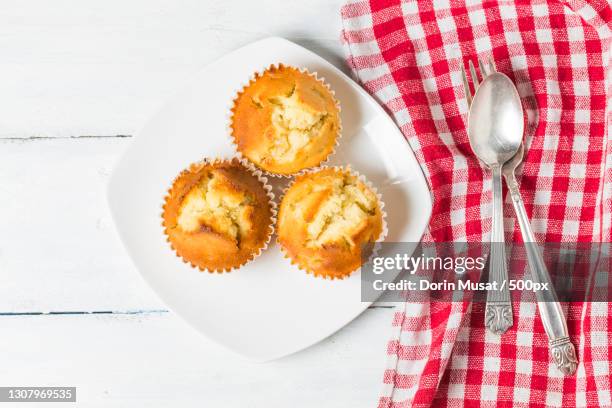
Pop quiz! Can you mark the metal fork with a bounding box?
[461,58,578,374]
[462,58,514,335]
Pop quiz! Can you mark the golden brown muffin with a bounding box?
[277,168,384,279]
[230,64,340,175]
[162,158,274,272]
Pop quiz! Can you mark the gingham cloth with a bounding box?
[340,0,612,407]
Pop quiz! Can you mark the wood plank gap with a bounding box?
[0,309,167,316]
[0,135,132,141]
[0,305,392,316]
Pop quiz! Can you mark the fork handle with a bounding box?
[505,172,578,375]
[485,166,513,334]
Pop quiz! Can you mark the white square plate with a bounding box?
[108,37,432,361]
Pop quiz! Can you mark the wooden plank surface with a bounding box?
[0,0,346,139]
[0,309,392,408]
[0,137,163,311]
[0,2,398,406]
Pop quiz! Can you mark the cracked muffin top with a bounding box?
[277,168,384,278]
[230,64,340,175]
[162,159,274,272]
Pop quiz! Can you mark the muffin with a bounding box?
[277,167,385,279]
[162,158,275,272]
[230,64,341,175]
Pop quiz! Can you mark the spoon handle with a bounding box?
[485,166,513,334]
[505,171,578,375]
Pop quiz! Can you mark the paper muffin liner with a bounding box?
[161,157,277,273]
[276,165,388,280]
[227,63,342,178]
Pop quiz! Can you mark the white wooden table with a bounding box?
[0,1,395,406]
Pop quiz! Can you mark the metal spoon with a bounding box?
[503,144,578,374]
[467,72,523,334]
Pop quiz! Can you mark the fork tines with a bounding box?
[461,58,496,108]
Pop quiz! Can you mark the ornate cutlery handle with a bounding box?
[485,166,513,334]
[505,172,578,375]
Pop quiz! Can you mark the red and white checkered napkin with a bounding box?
[341,0,611,406]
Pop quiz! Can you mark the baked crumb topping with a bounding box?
[177,170,253,243]
[304,174,377,248]
[264,84,329,164]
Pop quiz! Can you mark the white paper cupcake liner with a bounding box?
[227,63,342,178]
[276,165,388,280]
[161,157,277,273]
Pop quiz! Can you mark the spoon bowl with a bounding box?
[467,72,523,167]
